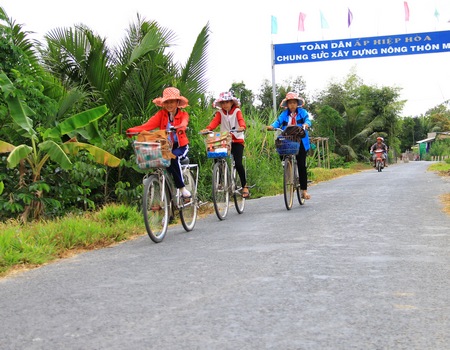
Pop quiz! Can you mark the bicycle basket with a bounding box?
[275,135,300,155]
[133,141,171,168]
[204,132,232,158]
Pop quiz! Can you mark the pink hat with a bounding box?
[213,91,240,109]
[152,87,189,108]
[280,92,305,108]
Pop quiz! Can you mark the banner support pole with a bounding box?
[271,42,277,118]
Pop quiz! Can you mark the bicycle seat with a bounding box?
[180,156,190,165]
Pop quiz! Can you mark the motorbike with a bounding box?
[372,149,386,172]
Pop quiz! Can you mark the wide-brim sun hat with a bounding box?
[152,87,189,108]
[377,136,384,141]
[213,91,240,108]
[280,92,305,108]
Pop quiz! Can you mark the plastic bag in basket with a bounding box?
[136,130,175,160]
[205,132,231,158]
[133,141,171,168]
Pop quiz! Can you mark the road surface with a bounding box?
[1,161,449,349]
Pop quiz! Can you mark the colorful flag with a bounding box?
[434,8,440,21]
[271,15,278,34]
[320,11,329,29]
[404,1,410,21]
[298,12,306,31]
[348,8,353,27]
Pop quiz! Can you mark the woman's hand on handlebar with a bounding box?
[230,127,245,133]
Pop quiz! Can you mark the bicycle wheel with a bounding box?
[143,175,169,243]
[232,165,245,214]
[179,168,198,231]
[294,162,305,205]
[283,157,295,210]
[212,160,229,220]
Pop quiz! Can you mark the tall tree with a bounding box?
[313,71,404,160]
[41,16,210,134]
[230,81,254,115]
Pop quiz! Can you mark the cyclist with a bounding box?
[126,87,192,198]
[200,91,249,198]
[370,136,389,167]
[266,92,312,200]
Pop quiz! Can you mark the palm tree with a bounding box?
[41,16,210,133]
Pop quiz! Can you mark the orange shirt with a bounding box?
[127,109,189,147]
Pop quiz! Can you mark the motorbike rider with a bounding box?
[370,137,388,167]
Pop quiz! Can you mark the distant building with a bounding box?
[416,131,450,157]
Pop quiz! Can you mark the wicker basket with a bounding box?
[204,132,232,158]
[275,135,300,155]
[133,141,171,168]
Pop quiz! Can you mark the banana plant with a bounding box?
[0,72,121,220]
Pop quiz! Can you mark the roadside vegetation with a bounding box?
[428,158,450,215]
[1,7,449,277]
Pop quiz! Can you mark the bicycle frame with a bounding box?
[144,160,199,207]
[213,155,239,193]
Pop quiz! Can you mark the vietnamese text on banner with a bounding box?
[273,30,450,65]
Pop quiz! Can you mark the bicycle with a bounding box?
[129,129,199,243]
[269,127,305,210]
[201,130,247,220]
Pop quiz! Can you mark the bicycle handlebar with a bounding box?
[127,127,188,137]
[199,128,245,135]
[266,127,283,132]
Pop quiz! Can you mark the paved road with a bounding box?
[1,161,449,350]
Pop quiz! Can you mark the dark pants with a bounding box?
[231,143,246,187]
[296,142,308,190]
[168,143,188,189]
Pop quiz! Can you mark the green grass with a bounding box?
[310,163,372,183]
[0,204,144,277]
[428,160,450,215]
[428,160,450,173]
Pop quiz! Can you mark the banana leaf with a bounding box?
[0,140,16,153]
[39,140,73,170]
[0,72,35,137]
[46,105,108,138]
[61,142,121,167]
[6,144,33,169]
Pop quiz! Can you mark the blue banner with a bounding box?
[273,30,450,65]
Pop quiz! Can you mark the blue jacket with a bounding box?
[271,107,312,151]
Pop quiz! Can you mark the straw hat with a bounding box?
[152,87,189,108]
[280,92,305,108]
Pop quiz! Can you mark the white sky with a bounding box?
[2,0,450,116]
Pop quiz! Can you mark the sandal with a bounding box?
[242,186,250,198]
[301,190,311,200]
